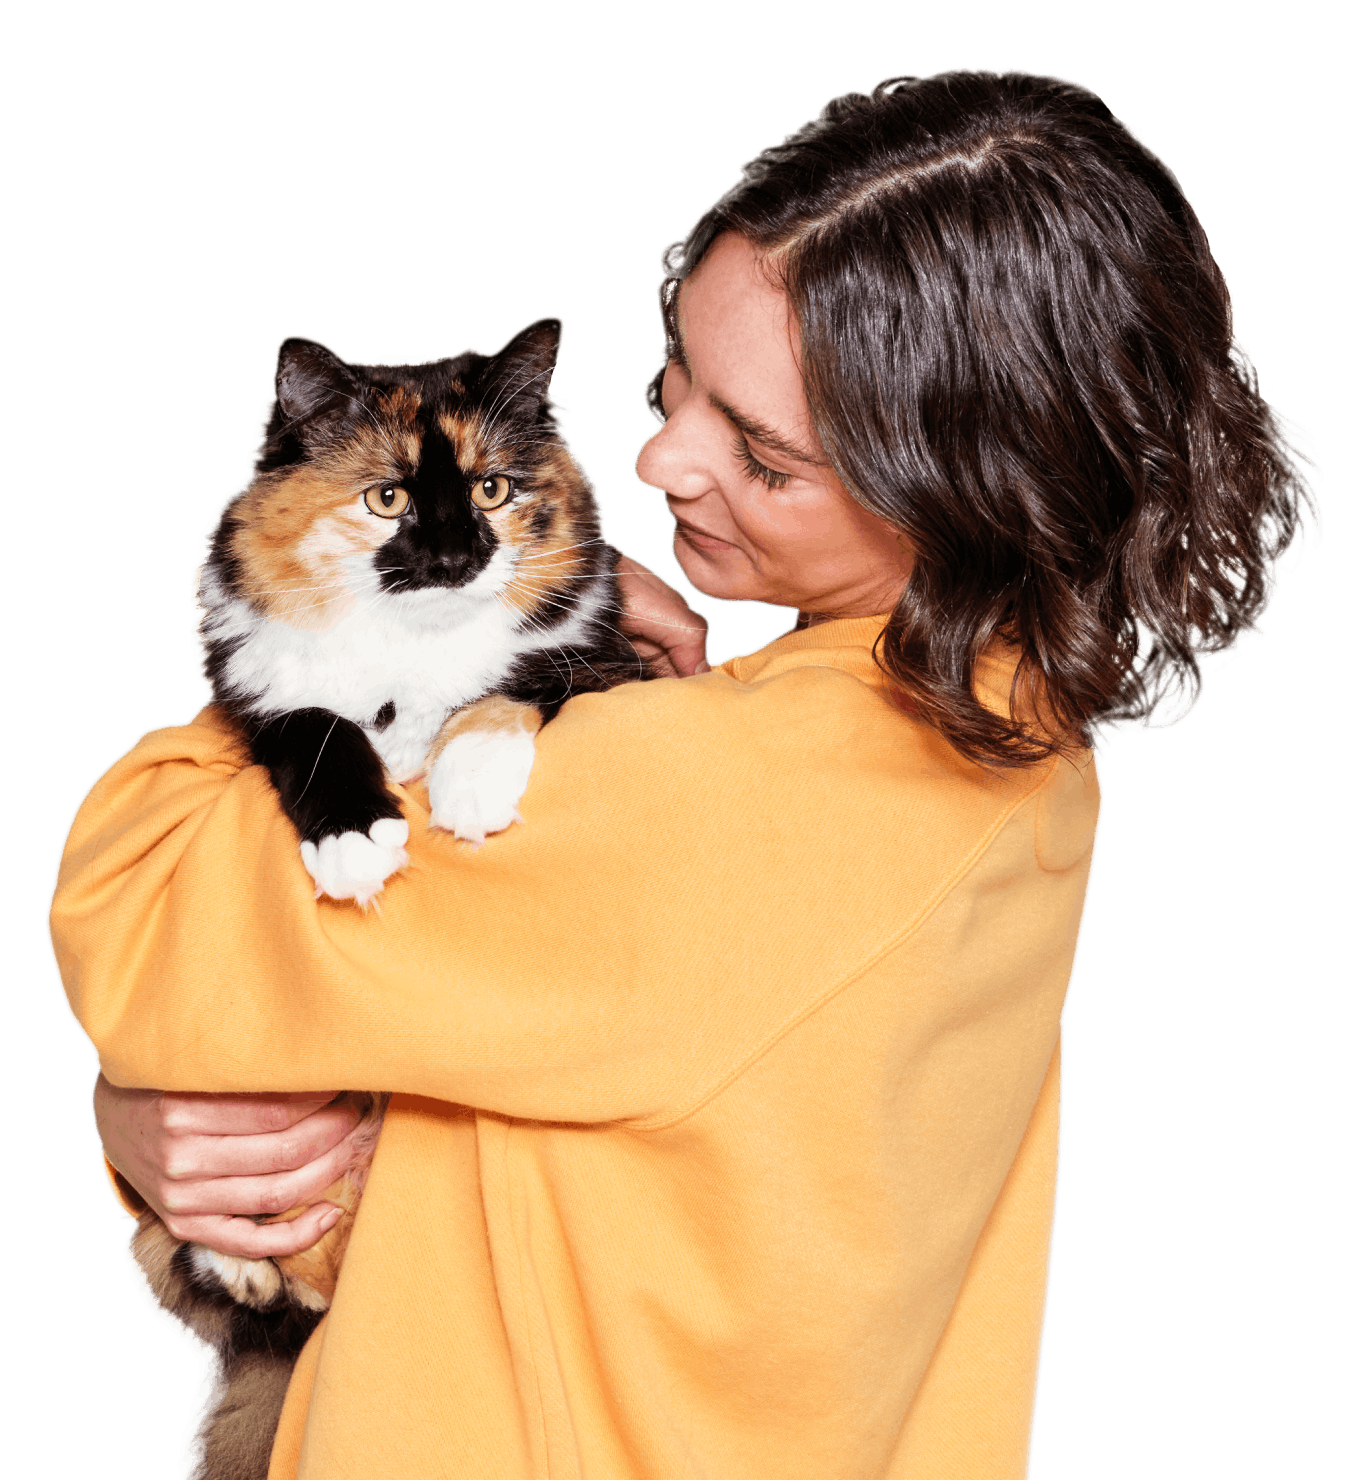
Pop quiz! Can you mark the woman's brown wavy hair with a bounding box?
[650,72,1304,765]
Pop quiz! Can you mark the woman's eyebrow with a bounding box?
[708,393,827,467]
[673,313,825,465]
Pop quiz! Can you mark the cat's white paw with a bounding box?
[428,727,536,844]
[190,1245,283,1309]
[300,817,409,906]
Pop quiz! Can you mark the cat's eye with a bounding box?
[364,484,410,518]
[471,475,513,511]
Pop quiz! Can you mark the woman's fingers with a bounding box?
[615,555,710,677]
[159,1099,361,1181]
[162,1202,345,1260]
[154,1089,342,1137]
[153,1114,370,1221]
[156,1131,367,1218]
[94,1075,366,1232]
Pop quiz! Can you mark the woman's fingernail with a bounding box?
[320,1206,343,1230]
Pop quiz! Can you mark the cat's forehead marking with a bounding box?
[325,423,415,480]
[439,410,487,474]
[378,385,421,428]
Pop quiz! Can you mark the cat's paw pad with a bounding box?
[428,728,536,844]
[300,817,409,906]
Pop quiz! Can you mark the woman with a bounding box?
[56,73,1301,1478]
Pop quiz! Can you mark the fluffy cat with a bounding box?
[200,316,645,903]
[131,321,650,1479]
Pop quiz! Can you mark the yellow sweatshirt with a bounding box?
[52,616,1097,1479]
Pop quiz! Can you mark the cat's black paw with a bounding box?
[244,707,408,906]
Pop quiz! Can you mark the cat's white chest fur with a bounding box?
[200,559,610,901]
[204,566,601,782]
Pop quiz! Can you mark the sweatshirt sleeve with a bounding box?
[52,662,1038,1125]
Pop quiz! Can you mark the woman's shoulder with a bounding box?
[537,615,1094,888]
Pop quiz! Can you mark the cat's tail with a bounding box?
[133,1214,323,1480]
[193,1348,296,1480]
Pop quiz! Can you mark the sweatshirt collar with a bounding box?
[722,613,892,686]
[759,613,890,656]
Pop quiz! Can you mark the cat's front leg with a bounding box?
[248,707,408,906]
[426,696,543,844]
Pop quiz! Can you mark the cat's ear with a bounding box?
[275,339,364,428]
[478,319,561,414]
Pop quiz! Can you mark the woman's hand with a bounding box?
[94,1074,362,1258]
[615,555,710,678]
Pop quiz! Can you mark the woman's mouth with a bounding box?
[673,519,734,554]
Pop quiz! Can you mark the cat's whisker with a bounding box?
[493,593,576,691]
[502,600,619,691]
[506,566,590,584]
[224,582,352,599]
[498,574,603,608]
[512,537,611,563]
[555,643,612,691]
[503,594,585,641]
[505,578,708,637]
[500,563,595,591]
[504,561,588,576]
[501,592,592,626]
[293,715,340,806]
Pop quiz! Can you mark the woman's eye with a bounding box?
[734,438,792,491]
[471,475,513,510]
[364,484,411,518]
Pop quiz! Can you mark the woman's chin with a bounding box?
[672,534,756,602]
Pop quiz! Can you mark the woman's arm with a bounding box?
[88,560,713,1238]
[54,671,842,1120]
[55,630,1044,1126]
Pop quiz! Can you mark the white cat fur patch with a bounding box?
[300,817,410,905]
[428,726,537,844]
[201,544,610,782]
[191,1245,283,1309]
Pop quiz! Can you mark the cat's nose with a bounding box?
[426,550,475,585]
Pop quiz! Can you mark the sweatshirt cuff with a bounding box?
[105,1157,149,1217]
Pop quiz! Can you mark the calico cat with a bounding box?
[201,316,645,904]
[131,321,650,1479]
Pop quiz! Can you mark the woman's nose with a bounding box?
[636,414,710,502]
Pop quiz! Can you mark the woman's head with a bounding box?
[641,72,1304,765]
[636,232,915,615]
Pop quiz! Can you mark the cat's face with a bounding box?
[218,322,598,632]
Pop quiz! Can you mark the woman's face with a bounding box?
[635,232,913,616]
